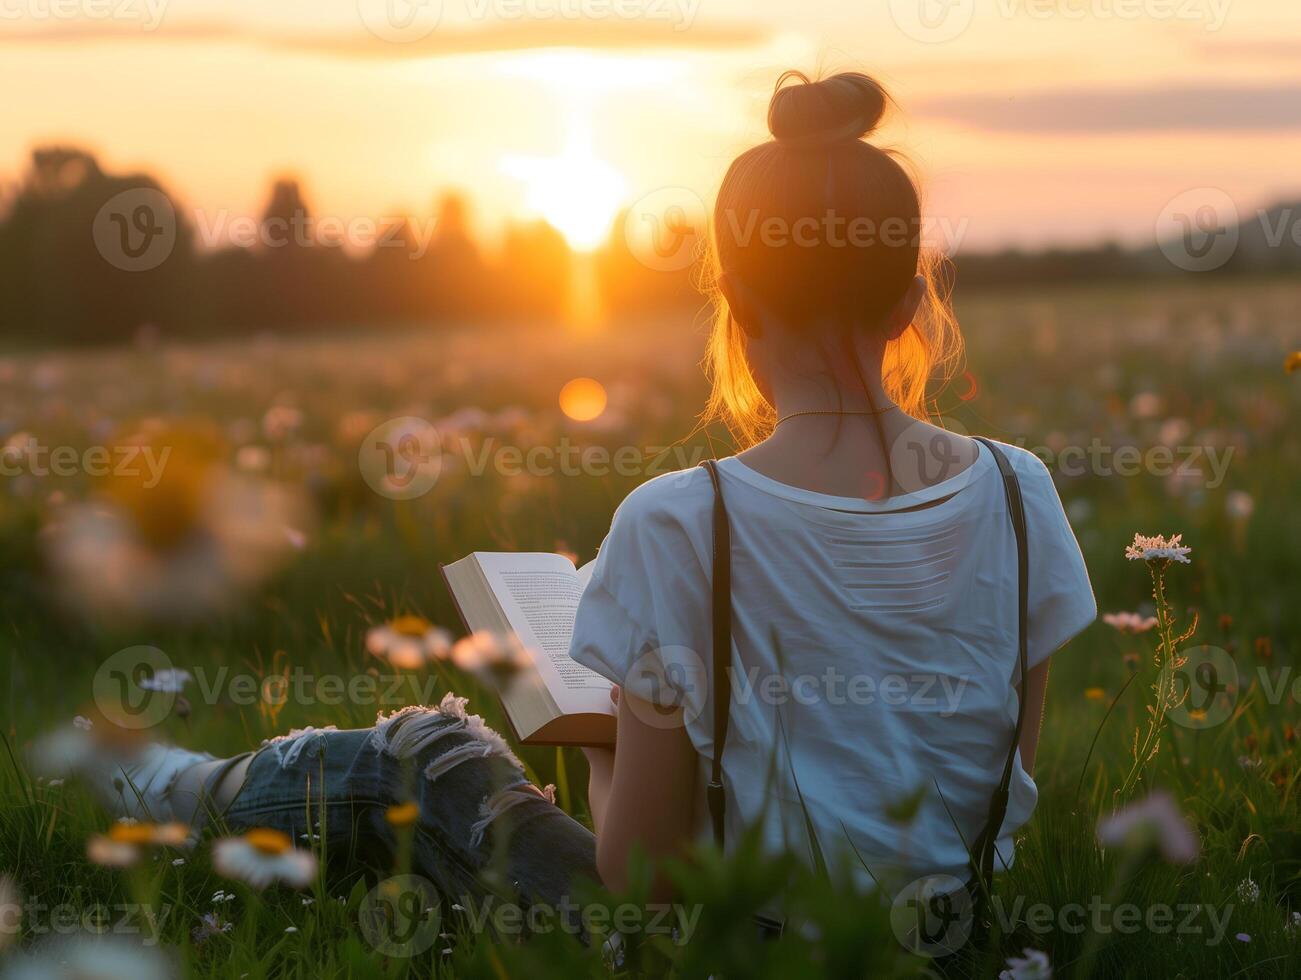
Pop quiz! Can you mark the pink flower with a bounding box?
[1097,791,1200,864]
[1102,611,1158,633]
[1124,533,1191,564]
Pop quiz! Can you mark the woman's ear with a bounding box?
[883,275,926,341]
[718,272,763,339]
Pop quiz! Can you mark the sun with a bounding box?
[499,125,627,252]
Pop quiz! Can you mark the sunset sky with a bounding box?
[5,0,1301,252]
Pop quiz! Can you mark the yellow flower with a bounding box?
[385,802,419,828]
[1084,687,1106,701]
[1286,351,1301,374]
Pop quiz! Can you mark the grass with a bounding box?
[1,276,1299,977]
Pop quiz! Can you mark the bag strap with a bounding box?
[968,437,1030,895]
[699,459,732,849]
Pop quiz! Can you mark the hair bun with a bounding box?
[767,71,889,147]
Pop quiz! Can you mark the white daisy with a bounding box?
[213,829,318,889]
[450,630,533,679]
[999,948,1052,980]
[366,616,453,669]
[0,935,172,980]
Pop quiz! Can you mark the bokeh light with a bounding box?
[558,377,607,421]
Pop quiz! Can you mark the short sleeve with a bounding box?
[569,470,713,710]
[1008,448,1098,667]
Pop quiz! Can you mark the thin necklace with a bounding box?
[775,407,897,427]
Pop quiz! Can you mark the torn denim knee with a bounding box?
[371,692,524,775]
[261,726,338,768]
[467,783,556,849]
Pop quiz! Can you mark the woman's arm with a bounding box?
[583,687,698,895]
[1018,658,1051,776]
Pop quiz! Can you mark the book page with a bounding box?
[475,552,613,716]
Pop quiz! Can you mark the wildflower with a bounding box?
[385,801,419,828]
[1285,911,1301,937]
[450,630,533,679]
[1084,688,1106,701]
[366,616,452,670]
[1285,351,1301,373]
[999,948,1052,980]
[139,668,192,694]
[1254,637,1273,659]
[110,820,190,847]
[1235,933,1251,942]
[1124,533,1192,564]
[213,828,317,889]
[284,926,299,934]
[191,911,234,945]
[1097,791,1200,864]
[1225,491,1254,521]
[1102,611,1158,633]
[0,873,21,952]
[0,935,172,980]
[1237,877,1260,903]
[262,404,303,441]
[1239,755,1260,769]
[87,834,143,868]
[43,428,310,621]
[87,820,190,867]
[73,715,93,731]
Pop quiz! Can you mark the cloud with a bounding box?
[0,18,770,57]
[916,84,1301,134]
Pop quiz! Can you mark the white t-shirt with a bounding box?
[569,440,1096,890]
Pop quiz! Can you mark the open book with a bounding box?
[440,552,616,747]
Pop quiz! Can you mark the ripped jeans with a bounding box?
[221,693,598,911]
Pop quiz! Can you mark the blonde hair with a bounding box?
[702,70,963,447]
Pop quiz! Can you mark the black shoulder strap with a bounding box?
[699,459,731,849]
[969,437,1030,892]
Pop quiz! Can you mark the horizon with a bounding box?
[6,1,1301,253]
